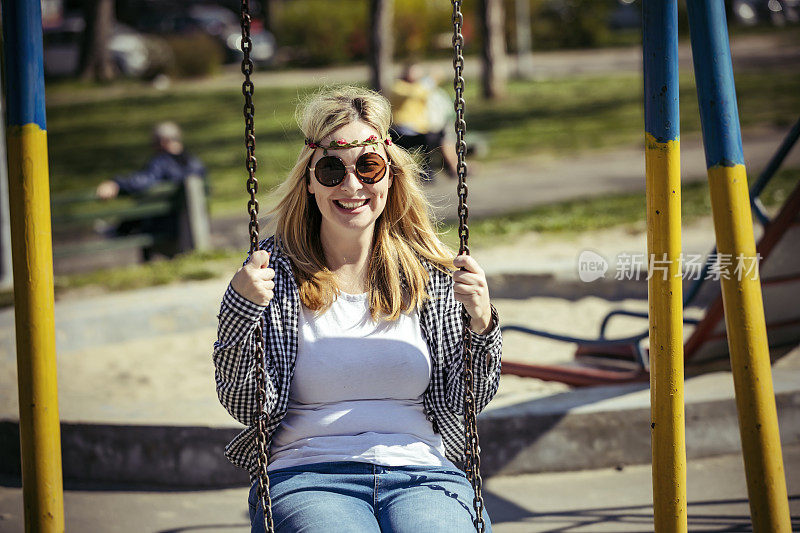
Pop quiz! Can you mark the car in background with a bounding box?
[135,4,275,66]
[733,0,800,26]
[43,14,165,78]
[609,0,640,30]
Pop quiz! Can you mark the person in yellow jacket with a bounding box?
[388,63,458,180]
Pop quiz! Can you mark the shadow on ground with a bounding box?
[483,491,800,531]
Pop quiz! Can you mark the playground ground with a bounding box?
[0,445,798,531]
[2,210,800,532]
[2,31,799,531]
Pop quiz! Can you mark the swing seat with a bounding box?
[501,119,800,387]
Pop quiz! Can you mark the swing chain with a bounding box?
[240,1,274,531]
[252,325,274,531]
[461,308,486,532]
[452,2,485,532]
[241,0,260,254]
[452,1,470,255]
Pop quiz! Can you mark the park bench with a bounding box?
[50,175,210,262]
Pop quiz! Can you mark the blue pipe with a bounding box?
[2,0,47,130]
[686,0,744,168]
[643,0,679,143]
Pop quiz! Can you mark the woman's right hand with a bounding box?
[230,250,275,306]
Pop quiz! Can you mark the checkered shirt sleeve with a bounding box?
[213,284,278,426]
[438,270,502,415]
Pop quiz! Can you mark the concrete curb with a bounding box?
[3,366,798,488]
[479,381,800,477]
[0,422,248,488]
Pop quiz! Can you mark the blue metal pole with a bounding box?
[2,1,64,531]
[686,2,790,531]
[642,2,686,531]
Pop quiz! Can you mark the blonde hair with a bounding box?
[266,86,454,320]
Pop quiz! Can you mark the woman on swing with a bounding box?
[213,86,502,532]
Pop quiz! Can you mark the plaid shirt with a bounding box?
[213,236,502,478]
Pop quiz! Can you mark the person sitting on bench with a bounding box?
[95,121,207,258]
[96,121,206,200]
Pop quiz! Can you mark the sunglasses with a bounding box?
[308,152,390,187]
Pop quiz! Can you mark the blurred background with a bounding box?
[19,0,797,292]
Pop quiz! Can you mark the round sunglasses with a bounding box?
[308,152,390,187]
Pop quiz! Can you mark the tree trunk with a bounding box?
[80,0,116,82]
[262,0,278,34]
[479,0,507,99]
[369,0,394,93]
[514,0,533,78]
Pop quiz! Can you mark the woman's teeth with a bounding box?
[335,199,369,209]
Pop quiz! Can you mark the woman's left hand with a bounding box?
[453,253,493,335]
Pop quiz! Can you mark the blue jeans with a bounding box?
[248,461,492,532]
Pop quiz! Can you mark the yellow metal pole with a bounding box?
[3,1,65,531]
[643,2,687,531]
[686,2,790,531]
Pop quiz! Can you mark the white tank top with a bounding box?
[267,291,456,472]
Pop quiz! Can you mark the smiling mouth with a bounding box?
[334,199,369,210]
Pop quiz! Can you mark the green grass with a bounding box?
[53,248,243,293]
[439,167,800,250]
[468,68,800,160]
[46,85,306,216]
[45,67,800,216]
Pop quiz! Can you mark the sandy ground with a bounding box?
[478,216,721,401]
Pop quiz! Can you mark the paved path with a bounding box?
[425,126,800,221]
[1,444,798,532]
[45,33,800,106]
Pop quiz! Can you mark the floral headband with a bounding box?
[305,134,393,155]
